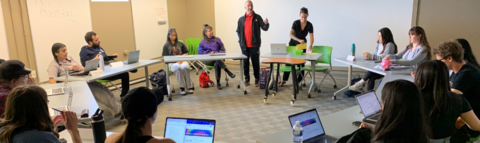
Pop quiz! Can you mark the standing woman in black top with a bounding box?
[279,7,314,87]
[414,60,480,142]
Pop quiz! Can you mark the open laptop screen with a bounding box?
[289,109,325,140]
[356,91,382,117]
[164,118,215,143]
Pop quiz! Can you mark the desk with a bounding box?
[56,60,163,88]
[333,58,412,99]
[39,81,99,118]
[59,128,114,143]
[261,53,324,98]
[262,58,306,105]
[163,53,248,100]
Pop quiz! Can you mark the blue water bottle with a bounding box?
[351,43,356,56]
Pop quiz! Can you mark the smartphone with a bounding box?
[352,121,363,127]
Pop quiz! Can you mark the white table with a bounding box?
[56,59,163,87]
[163,53,248,101]
[261,53,324,99]
[333,58,412,99]
[39,81,99,118]
[59,128,114,143]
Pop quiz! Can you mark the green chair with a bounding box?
[185,38,203,75]
[300,46,337,93]
[469,135,480,143]
[275,46,303,86]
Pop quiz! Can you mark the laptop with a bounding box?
[46,70,69,96]
[70,59,100,76]
[271,43,287,55]
[164,117,216,143]
[123,50,140,64]
[355,91,382,124]
[50,86,74,116]
[288,109,338,143]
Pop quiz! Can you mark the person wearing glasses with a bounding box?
[0,60,36,116]
[162,28,194,95]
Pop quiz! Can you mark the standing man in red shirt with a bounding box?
[236,0,270,87]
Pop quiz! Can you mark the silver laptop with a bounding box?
[50,86,74,116]
[271,43,288,55]
[164,117,216,143]
[288,109,338,143]
[123,50,140,64]
[70,59,100,76]
[355,91,382,124]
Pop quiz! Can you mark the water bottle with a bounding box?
[351,43,356,56]
[98,52,104,70]
[91,109,106,143]
[293,121,303,143]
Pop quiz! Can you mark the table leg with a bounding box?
[145,67,150,88]
[165,64,172,101]
[291,65,297,106]
[275,63,280,94]
[333,65,352,100]
[264,63,273,103]
[239,60,247,94]
[307,61,317,98]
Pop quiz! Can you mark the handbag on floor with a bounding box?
[259,67,270,89]
[150,69,168,104]
[199,72,215,88]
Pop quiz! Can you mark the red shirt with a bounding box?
[244,13,256,48]
[0,85,11,116]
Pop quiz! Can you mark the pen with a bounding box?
[52,108,63,113]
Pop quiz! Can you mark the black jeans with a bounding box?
[104,72,130,97]
[362,71,384,91]
[203,60,226,80]
[242,47,260,82]
[282,49,306,82]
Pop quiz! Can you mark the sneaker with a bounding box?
[180,90,187,95]
[244,79,250,86]
[349,80,365,91]
[187,88,194,94]
[217,84,223,90]
[254,79,259,87]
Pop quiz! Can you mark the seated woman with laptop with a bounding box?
[0,85,81,143]
[105,87,175,143]
[198,24,236,90]
[343,80,429,142]
[414,60,480,142]
[48,43,122,118]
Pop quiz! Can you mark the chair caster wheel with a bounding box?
[290,100,295,106]
[237,85,240,89]
[226,83,229,86]
[314,87,318,91]
[196,72,199,75]
[244,91,247,94]
[308,94,311,98]
[263,98,267,103]
[207,71,210,74]
[334,85,337,89]
[168,97,172,101]
[317,90,321,93]
[332,96,337,100]
[172,90,175,93]
[302,83,306,87]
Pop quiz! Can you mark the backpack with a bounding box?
[150,69,168,104]
[344,74,363,98]
[199,72,214,88]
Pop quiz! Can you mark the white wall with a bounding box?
[215,0,413,66]
[131,0,169,59]
[27,0,92,82]
[0,1,9,60]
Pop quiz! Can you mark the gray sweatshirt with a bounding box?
[389,45,428,66]
[370,42,396,60]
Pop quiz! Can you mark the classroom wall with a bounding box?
[167,0,188,41]
[214,0,414,67]
[167,0,215,41]
[415,0,480,61]
[0,1,8,60]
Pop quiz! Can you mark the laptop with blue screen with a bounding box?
[288,109,338,143]
[164,117,216,143]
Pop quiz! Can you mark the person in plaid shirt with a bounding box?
[0,60,35,115]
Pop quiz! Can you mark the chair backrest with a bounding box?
[185,38,202,55]
[312,46,333,67]
[286,46,297,53]
[178,40,184,43]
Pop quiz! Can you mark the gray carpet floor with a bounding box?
[106,65,365,143]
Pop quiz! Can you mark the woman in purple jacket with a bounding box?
[198,24,236,90]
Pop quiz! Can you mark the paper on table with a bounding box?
[296,43,307,50]
[176,55,194,58]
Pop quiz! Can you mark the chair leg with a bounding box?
[109,82,121,91]
[189,61,199,75]
[328,71,337,85]
[225,71,229,86]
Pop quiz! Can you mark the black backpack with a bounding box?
[150,69,168,104]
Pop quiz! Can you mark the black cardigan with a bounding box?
[236,12,270,50]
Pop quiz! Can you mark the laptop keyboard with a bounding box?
[370,114,381,120]
[52,88,64,94]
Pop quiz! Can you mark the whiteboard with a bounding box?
[0,1,9,60]
[131,0,169,59]
[215,0,413,67]
[27,0,92,82]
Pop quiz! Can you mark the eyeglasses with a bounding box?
[23,75,29,85]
